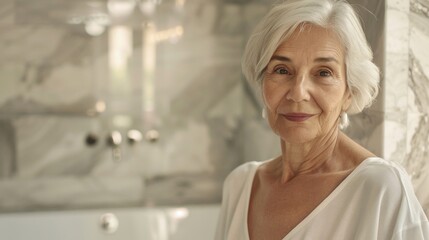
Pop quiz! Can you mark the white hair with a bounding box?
[242,0,380,115]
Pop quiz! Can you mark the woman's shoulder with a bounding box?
[356,157,409,179]
[354,157,411,187]
[351,157,421,206]
[224,160,263,186]
[355,157,429,235]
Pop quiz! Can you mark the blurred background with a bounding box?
[0,0,428,239]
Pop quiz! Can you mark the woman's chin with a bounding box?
[277,128,318,144]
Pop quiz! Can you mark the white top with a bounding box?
[214,157,429,240]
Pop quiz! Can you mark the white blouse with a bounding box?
[214,157,429,240]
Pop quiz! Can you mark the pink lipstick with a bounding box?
[282,113,314,122]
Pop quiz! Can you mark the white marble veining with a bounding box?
[407,0,429,216]
[382,0,410,165]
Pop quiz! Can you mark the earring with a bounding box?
[339,112,349,129]
[262,108,267,119]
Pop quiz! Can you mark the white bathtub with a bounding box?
[0,204,220,240]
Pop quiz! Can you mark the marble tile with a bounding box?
[411,0,429,18]
[384,112,408,164]
[386,9,409,55]
[409,53,429,114]
[381,0,410,165]
[410,9,429,59]
[405,113,428,177]
[168,53,243,118]
[388,0,411,11]
[0,114,241,211]
[409,13,429,114]
[10,115,240,177]
[0,27,100,114]
[384,52,409,112]
[406,113,429,215]
[13,116,105,177]
[0,177,145,212]
[384,0,409,116]
[408,0,429,214]
[0,2,247,212]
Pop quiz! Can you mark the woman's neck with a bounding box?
[276,127,342,184]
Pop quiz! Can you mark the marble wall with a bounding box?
[0,0,276,212]
[406,0,429,216]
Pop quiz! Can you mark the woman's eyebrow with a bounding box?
[270,55,292,62]
[314,57,339,64]
[270,55,339,64]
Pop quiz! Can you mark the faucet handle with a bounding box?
[127,129,143,145]
[107,131,122,161]
[145,129,160,143]
[107,131,122,146]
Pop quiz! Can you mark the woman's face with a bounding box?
[262,24,351,144]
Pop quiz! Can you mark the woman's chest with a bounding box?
[247,173,349,240]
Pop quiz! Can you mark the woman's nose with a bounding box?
[285,75,311,102]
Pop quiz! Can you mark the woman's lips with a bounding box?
[282,113,315,122]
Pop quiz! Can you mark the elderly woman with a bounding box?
[215,0,429,239]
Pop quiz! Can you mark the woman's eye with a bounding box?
[319,70,332,77]
[274,68,290,75]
